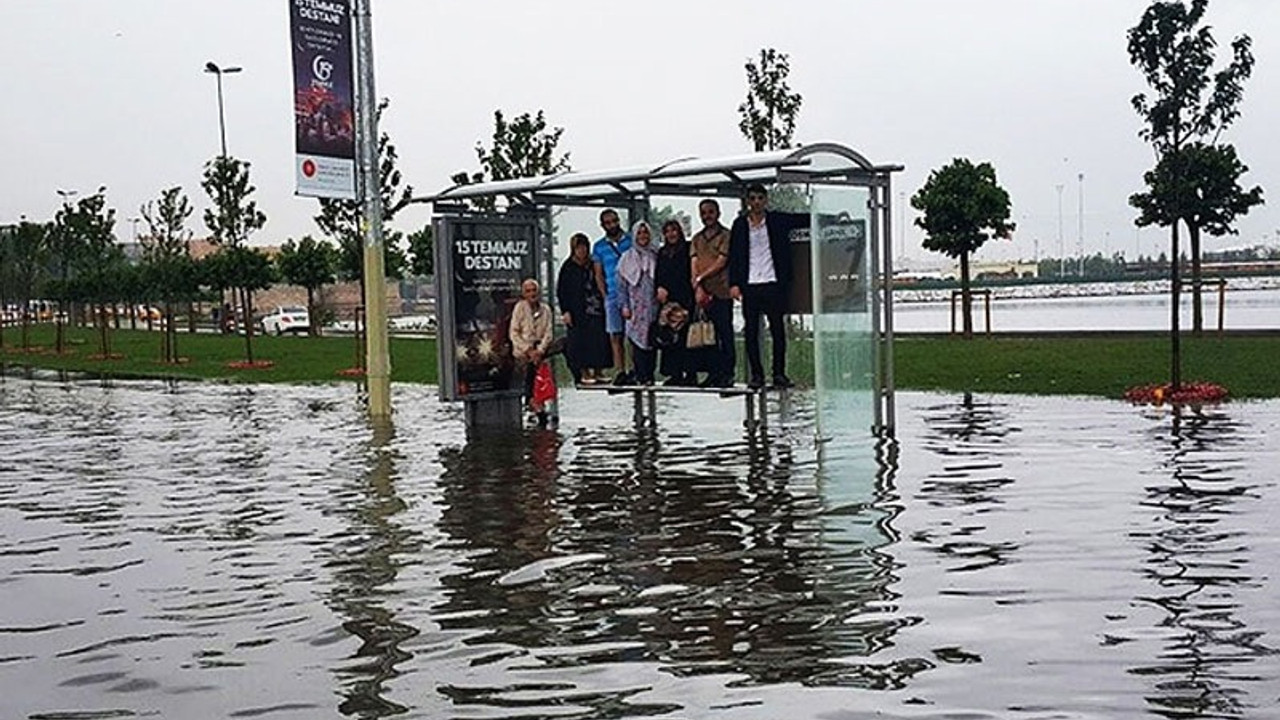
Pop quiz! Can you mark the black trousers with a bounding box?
[707,296,736,379]
[742,282,787,380]
[630,340,656,384]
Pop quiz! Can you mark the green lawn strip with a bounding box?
[3,325,1276,399]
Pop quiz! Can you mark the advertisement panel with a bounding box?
[289,0,356,199]
[435,217,542,402]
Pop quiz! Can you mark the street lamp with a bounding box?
[204,61,242,157]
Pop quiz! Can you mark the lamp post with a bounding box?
[203,61,242,157]
[1055,184,1065,278]
[1077,172,1085,277]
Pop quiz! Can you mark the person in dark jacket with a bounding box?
[556,233,612,384]
[655,219,695,386]
[728,183,808,390]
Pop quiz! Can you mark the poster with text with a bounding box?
[290,0,356,199]
[447,220,539,399]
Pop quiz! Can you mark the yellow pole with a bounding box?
[354,0,390,417]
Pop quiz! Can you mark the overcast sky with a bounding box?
[3,0,1277,266]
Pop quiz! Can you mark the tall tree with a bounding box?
[276,236,339,335]
[737,48,803,152]
[1130,142,1263,333]
[202,155,269,364]
[450,109,571,211]
[911,158,1014,339]
[315,99,411,306]
[1128,0,1254,387]
[141,186,199,362]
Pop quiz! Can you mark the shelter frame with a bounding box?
[418,143,902,437]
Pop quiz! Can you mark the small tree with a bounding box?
[1128,0,1254,386]
[737,48,803,152]
[912,158,1014,338]
[277,236,338,335]
[0,223,46,350]
[141,186,199,361]
[450,109,571,211]
[54,189,119,357]
[1131,142,1262,333]
[202,155,269,364]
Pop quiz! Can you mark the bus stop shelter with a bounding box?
[416,142,903,439]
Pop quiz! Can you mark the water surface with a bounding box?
[2,375,1278,718]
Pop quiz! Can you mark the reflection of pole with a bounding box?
[1055,184,1064,277]
[354,0,391,417]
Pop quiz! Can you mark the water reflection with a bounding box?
[430,419,910,715]
[916,394,1020,574]
[324,418,421,718]
[1131,408,1278,718]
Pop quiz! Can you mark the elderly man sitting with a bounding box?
[509,278,554,425]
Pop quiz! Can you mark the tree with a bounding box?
[737,48,803,152]
[1130,142,1263,332]
[1127,0,1254,387]
[202,156,269,364]
[911,158,1014,338]
[141,186,199,362]
[406,225,434,278]
[315,99,411,305]
[450,109,571,211]
[277,236,338,335]
[51,189,118,357]
[1,222,49,351]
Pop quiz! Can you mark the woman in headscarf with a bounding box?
[616,220,658,385]
[655,218,696,386]
[556,233,612,384]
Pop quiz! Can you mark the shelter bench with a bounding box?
[576,383,769,430]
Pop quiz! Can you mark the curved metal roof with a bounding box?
[417,142,902,207]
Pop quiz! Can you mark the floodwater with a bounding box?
[894,287,1280,333]
[2,375,1279,719]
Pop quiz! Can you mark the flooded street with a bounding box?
[2,375,1279,718]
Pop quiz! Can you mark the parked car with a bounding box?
[260,306,311,336]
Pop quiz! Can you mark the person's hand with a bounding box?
[561,312,572,327]
[621,307,631,320]
[530,349,543,364]
[730,286,742,301]
[656,287,668,304]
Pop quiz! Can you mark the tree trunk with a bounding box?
[960,251,973,339]
[1189,223,1203,335]
[306,287,316,336]
[1170,222,1181,392]
[98,304,110,357]
[55,301,66,354]
[240,287,255,365]
[168,302,179,363]
[187,302,197,334]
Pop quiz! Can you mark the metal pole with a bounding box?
[1077,172,1085,276]
[354,0,391,418]
[1055,184,1064,277]
[215,72,227,157]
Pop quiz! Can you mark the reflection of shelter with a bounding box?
[415,144,903,438]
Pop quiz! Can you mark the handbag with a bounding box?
[532,361,557,404]
[686,308,716,350]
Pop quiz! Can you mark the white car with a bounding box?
[260,306,311,336]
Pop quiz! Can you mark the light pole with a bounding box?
[204,61,242,157]
[1077,172,1085,276]
[1055,184,1065,278]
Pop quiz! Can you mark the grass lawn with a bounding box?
[3,324,1277,399]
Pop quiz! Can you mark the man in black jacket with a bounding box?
[728,183,807,390]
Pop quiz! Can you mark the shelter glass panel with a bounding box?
[810,186,874,443]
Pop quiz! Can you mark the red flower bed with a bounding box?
[336,367,365,377]
[226,360,275,370]
[1125,381,1228,406]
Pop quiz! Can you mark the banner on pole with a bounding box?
[289,0,356,199]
